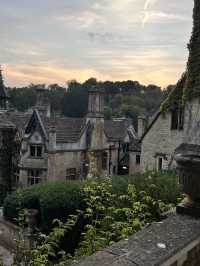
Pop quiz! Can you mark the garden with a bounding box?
[2,171,182,265]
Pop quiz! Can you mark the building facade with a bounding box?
[140,0,200,172]
[16,86,137,186]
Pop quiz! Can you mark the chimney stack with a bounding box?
[35,88,51,118]
[47,125,57,181]
[137,116,146,139]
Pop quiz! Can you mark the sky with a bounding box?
[0,0,193,88]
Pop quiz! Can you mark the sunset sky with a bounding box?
[0,0,193,88]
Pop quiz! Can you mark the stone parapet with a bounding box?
[75,212,200,266]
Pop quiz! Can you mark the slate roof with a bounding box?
[104,120,130,141]
[4,112,31,131]
[0,117,15,129]
[41,117,131,143]
[129,139,141,152]
[41,116,87,143]
[24,109,135,144]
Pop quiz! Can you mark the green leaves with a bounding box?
[7,171,180,266]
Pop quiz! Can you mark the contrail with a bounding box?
[143,0,158,26]
[144,0,157,10]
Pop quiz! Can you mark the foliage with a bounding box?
[160,73,186,113]
[112,171,182,205]
[7,78,166,128]
[8,84,65,113]
[4,181,85,231]
[2,171,180,265]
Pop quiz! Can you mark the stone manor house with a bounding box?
[0,69,141,187]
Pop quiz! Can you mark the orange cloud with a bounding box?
[4,64,111,87]
[3,59,185,89]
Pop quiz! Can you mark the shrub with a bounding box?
[3,181,85,230]
[112,171,182,205]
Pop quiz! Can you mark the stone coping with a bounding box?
[0,217,19,231]
[75,212,200,266]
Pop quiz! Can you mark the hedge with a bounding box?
[112,171,181,204]
[3,181,85,231]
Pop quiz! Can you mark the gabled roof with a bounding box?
[129,139,141,152]
[140,73,186,143]
[25,110,87,143]
[24,109,137,144]
[5,112,31,132]
[104,120,132,141]
[41,116,86,143]
[0,117,15,129]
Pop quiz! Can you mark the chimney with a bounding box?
[47,126,57,181]
[87,85,104,119]
[48,126,56,152]
[0,66,9,112]
[137,116,146,139]
[35,88,51,118]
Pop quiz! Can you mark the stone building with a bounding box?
[140,76,185,172]
[17,86,137,186]
[140,0,200,172]
[0,68,138,186]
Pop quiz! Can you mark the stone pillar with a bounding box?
[24,209,39,249]
[47,126,57,181]
[137,116,146,139]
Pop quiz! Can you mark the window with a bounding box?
[179,107,184,130]
[171,105,184,130]
[66,168,77,180]
[113,166,116,175]
[158,158,163,171]
[27,169,42,186]
[136,154,141,165]
[102,152,108,170]
[14,169,20,184]
[30,145,43,158]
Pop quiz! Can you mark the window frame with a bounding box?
[29,144,43,158]
[136,154,141,165]
[27,169,42,186]
[158,157,163,171]
[171,104,184,131]
[102,152,108,170]
[66,168,77,180]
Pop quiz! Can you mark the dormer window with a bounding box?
[171,105,184,130]
[30,145,43,158]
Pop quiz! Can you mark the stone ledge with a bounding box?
[75,212,200,266]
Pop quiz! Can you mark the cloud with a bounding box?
[55,10,106,28]
[0,0,193,88]
[142,11,189,26]
[144,0,158,10]
[4,64,111,87]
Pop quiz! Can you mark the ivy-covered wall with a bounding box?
[184,0,200,99]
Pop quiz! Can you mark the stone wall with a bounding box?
[141,112,184,172]
[0,217,19,250]
[141,97,200,172]
[129,151,141,174]
[75,212,200,266]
